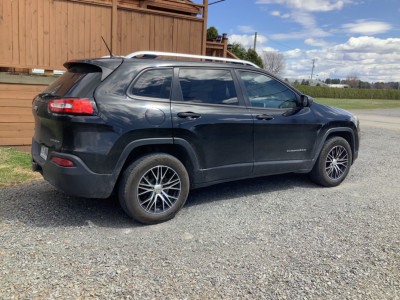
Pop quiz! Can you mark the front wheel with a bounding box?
[310,137,352,187]
[118,154,189,224]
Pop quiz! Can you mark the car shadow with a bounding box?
[186,173,315,208]
[1,173,316,228]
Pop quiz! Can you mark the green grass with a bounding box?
[315,98,400,110]
[0,147,41,188]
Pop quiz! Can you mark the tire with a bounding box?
[118,153,189,224]
[310,137,352,187]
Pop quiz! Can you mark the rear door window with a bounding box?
[43,64,102,98]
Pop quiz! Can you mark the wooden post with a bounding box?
[111,0,118,54]
[222,33,227,58]
[201,0,208,56]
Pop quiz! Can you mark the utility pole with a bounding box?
[254,32,258,51]
[311,59,315,81]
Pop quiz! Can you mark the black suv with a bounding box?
[32,52,360,224]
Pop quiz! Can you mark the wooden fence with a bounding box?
[0,0,208,147]
[0,83,46,146]
[0,0,207,71]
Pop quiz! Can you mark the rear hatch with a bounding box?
[32,59,122,153]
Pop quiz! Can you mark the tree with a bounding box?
[359,81,371,89]
[207,26,218,39]
[331,79,340,84]
[231,43,264,68]
[231,42,247,60]
[246,48,264,69]
[300,79,310,86]
[345,74,360,88]
[325,78,331,84]
[294,80,300,85]
[261,51,286,75]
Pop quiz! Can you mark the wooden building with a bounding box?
[0,0,240,147]
[0,0,208,71]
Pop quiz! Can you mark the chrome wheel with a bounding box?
[137,165,181,214]
[325,145,349,180]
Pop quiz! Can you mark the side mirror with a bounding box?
[301,95,314,107]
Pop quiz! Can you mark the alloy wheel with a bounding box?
[325,145,349,180]
[137,165,181,214]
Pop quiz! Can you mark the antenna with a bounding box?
[101,36,114,58]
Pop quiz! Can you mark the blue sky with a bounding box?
[200,0,400,82]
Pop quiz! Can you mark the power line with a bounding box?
[209,0,226,5]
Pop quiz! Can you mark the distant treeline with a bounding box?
[293,85,400,100]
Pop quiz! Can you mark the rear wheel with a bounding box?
[310,137,352,187]
[118,154,189,224]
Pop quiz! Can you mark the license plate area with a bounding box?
[40,145,48,160]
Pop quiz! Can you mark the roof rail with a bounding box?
[124,51,260,68]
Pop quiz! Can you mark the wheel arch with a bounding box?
[314,127,356,165]
[111,138,201,191]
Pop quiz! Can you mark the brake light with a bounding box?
[49,99,94,114]
[51,157,75,167]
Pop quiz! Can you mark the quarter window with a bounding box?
[178,69,238,105]
[238,71,298,109]
[131,69,172,99]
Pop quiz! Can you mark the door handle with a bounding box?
[256,114,274,120]
[177,112,201,119]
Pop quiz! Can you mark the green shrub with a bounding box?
[294,85,400,100]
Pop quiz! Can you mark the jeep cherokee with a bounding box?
[32,51,360,224]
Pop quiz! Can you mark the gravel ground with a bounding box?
[1,110,400,299]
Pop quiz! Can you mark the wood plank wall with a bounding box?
[0,0,205,71]
[0,83,46,146]
[0,0,112,70]
[0,0,205,147]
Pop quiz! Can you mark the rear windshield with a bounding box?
[43,64,102,98]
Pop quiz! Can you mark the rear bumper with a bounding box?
[31,139,115,198]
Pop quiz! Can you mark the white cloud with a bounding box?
[270,10,290,18]
[305,38,331,47]
[285,48,303,58]
[261,5,332,40]
[238,25,256,34]
[260,46,278,53]
[342,20,392,35]
[256,0,352,12]
[335,36,400,53]
[272,27,330,40]
[283,36,400,82]
[257,0,354,41]
[229,34,268,49]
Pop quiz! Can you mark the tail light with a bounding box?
[51,157,75,167]
[33,94,38,104]
[49,99,94,114]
